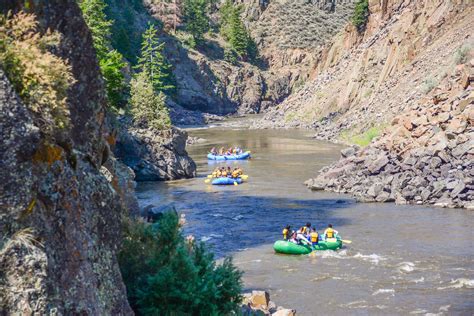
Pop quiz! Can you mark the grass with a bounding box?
[453,43,472,65]
[341,126,384,147]
[0,228,42,255]
[421,77,438,94]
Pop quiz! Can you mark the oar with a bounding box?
[234,181,239,186]
[241,175,249,180]
[204,179,211,184]
[341,239,352,244]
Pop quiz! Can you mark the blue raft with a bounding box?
[211,177,243,185]
[207,152,251,161]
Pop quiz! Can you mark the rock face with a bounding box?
[114,124,197,181]
[306,63,474,209]
[0,2,132,314]
[256,1,474,137]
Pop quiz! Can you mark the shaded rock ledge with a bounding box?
[114,123,197,182]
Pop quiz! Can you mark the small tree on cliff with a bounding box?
[352,0,369,33]
[79,0,127,109]
[183,0,210,45]
[135,23,174,94]
[130,72,171,130]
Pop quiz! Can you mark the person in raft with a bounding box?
[299,222,311,237]
[309,228,319,246]
[282,225,291,240]
[210,147,217,155]
[324,224,338,239]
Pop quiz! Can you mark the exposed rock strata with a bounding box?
[114,124,197,181]
[0,1,132,313]
[306,63,474,209]
[256,0,474,139]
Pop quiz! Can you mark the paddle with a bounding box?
[341,239,352,244]
[204,179,211,183]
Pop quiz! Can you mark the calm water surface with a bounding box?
[136,123,474,315]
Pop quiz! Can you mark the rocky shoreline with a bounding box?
[241,290,295,316]
[306,63,473,209]
[113,121,196,181]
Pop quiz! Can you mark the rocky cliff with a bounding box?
[0,2,133,313]
[256,0,474,138]
[306,58,473,209]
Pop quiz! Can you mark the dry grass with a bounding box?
[0,228,43,255]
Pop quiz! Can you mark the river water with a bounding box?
[136,123,474,315]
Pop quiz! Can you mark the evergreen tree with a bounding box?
[119,212,243,314]
[79,0,127,109]
[136,23,174,93]
[183,0,210,45]
[228,8,248,57]
[129,72,171,130]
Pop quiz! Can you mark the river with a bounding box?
[136,122,474,315]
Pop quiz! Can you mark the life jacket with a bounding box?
[222,171,228,177]
[300,226,309,234]
[232,171,239,178]
[282,228,289,240]
[326,228,334,238]
[310,232,319,243]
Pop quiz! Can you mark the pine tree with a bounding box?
[228,8,248,57]
[129,72,171,130]
[79,0,127,109]
[136,23,174,93]
[183,0,210,44]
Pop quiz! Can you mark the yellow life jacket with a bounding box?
[300,226,308,234]
[310,232,319,243]
[216,171,222,177]
[232,171,239,178]
[222,171,228,177]
[326,228,334,238]
[282,228,288,240]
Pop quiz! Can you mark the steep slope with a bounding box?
[0,2,132,313]
[306,60,473,208]
[256,0,474,140]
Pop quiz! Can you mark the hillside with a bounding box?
[105,0,355,118]
[256,0,474,142]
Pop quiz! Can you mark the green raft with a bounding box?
[273,238,343,255]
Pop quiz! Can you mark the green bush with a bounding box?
[352,0,369,33]
[342,126,383,147]
[175,30,197,50]
[119,212,243,315]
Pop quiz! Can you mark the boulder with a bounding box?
[367,154,389,174]
[272,309,296,316]
[250,291,270,309]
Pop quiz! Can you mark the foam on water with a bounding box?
[437,278,474,290]
[372,289,395,296]
[397,261,416,273]
[232,215,244,220]
[353,253,386,265]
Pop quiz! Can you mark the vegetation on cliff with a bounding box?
[119,212,243,314]
[80,0,127,109]
[0,12,75,133]
[351,0,369,32]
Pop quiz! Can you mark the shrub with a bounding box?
[421,77,438,94]
[453,44,472,65]
[0,12,75,133]
[119,212,243,315]
[224,46,238,65]
[352,0,369,33]
[175,30,197,50]
[342,126,383,147]
[130,72,171,130]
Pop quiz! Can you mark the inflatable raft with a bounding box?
[207,152,251,161]
[273,238,342,255]
[211,177,243,185]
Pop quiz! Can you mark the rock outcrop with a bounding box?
[0,2,132,314]
[241,290,296,316]
[114,123,197,181]
[306,62,474,209]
